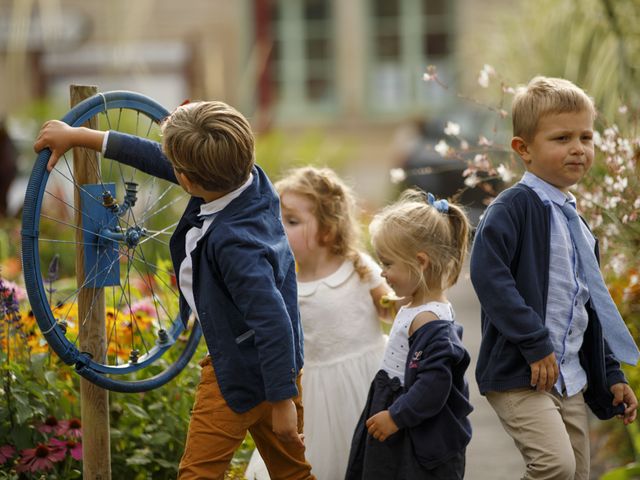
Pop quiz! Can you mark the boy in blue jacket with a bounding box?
[35,101,315,480]
[470,76,637,479]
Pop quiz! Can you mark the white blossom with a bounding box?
[593,130,602,148]
[477,64,495,88]
[389,168,407,184]
[610,253,626,276]
[612,176,628,192]
[434,140,450,156]
[464,172,480,188]
[444,121,460,136]
[478,135,493,147]
[483,64,496,75]
[473,154,490,169]
[497,163,515,183]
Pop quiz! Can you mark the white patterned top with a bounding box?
[381,301,454,385]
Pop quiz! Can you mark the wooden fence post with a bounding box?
[71,84,112,479]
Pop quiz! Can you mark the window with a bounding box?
[368,0,454,113]
[263,0,336,118]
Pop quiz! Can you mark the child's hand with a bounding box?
[271,399,304,447]
[365,410,399,442]
[529,352,559,392]
[611,383,638,425]
[34,120,105,172]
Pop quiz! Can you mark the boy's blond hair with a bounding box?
[161,101,254,192]
[512,76,597,141]
[370,189,469,293]
[276,166,371,280]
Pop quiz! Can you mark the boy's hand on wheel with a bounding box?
[34,121,105,172]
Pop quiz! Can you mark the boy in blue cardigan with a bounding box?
[470,76,637,479]
[35,101,315,480]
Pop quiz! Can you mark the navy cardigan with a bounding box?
[388,320,472,468]
[470,183,625,419]
[105,132,304,413]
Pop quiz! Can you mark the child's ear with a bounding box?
[175,170,193,194]
[320,226,336,245]
[511,136,532,165]
[416,252,429,271]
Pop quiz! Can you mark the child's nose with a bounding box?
[569,139,585,154]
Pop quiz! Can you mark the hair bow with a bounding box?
[426,192,449,213]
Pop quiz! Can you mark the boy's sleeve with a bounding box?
[470,203,554,364]
[604,339,627,387]
[104,131,178,184]
[388,331,460,428]
[216,231,299,402]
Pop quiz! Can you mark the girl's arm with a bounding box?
[34,121,104,171]
[370,284,395,323]
[388,329,467,429]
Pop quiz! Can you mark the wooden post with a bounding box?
[72,84,112,479]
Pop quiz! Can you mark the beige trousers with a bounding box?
[486,388,589,480]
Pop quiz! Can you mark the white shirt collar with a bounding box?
[297,260,354,297]
[520,171,575,207]
[198,173,253,217]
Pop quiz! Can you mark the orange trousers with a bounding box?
[178,356,315,480]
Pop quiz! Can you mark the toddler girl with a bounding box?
[345,189,473,480]
[245,167,391,480]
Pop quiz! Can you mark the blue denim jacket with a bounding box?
[106,132,304,413]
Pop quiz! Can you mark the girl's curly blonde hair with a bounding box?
[276,166,372,280]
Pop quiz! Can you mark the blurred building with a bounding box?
[0,0,504,206]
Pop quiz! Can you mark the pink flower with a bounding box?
[128,298,156,317]
[38,415,64,435]
[50,438,83,461]
[0,444,16,464]
[59,418,83,438]
[17,443,65,473]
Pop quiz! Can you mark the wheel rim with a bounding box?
[22,91,202,392]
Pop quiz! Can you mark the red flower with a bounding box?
[0,444,16,464]
[59,418,83,438]
[50,438,83,461]
[17,443,65,473]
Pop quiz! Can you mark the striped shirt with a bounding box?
[520,172,592,396]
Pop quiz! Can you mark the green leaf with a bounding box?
[148,431,172,445]
[155,458,177,469]
[10,425,34,450]
[600,463,640,480]
[44,370,59,386]
[125,403,150,420]
[126,448,152,466]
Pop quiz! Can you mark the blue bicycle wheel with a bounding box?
[22,91,201,392]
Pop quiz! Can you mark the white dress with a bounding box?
[245,253,387,480]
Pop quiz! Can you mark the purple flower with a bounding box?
[17,443,66,473]
[38,415,64,435]
[50,437,83,461]
[0,444,16,464]
[59,418,82,438]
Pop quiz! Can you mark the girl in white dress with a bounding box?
[245,167,391,480]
